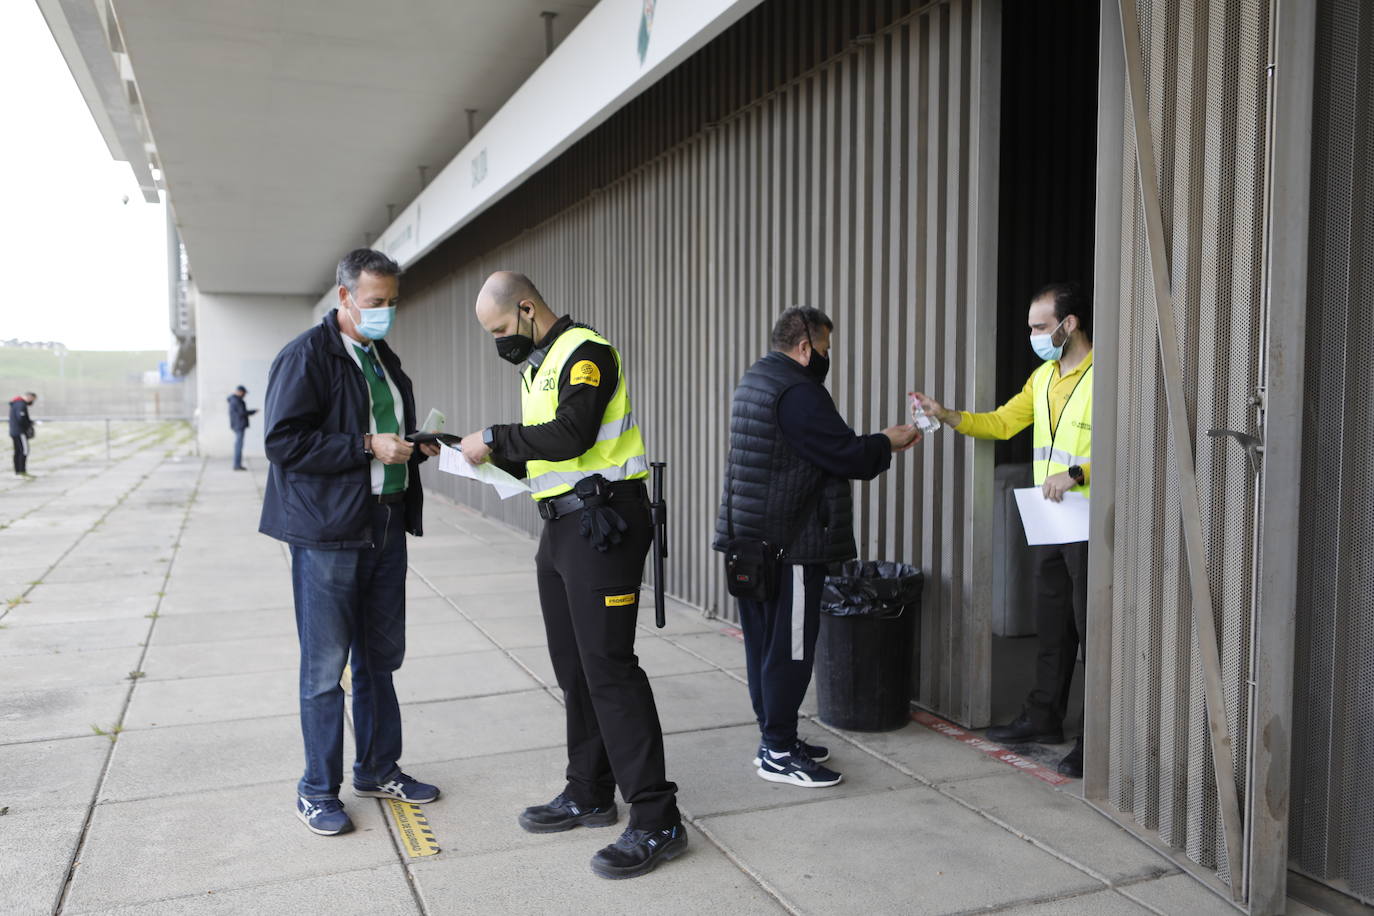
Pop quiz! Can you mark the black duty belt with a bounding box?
[537,480,645,521]
[373,490,406,505]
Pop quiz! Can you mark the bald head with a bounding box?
[475,270,556,339]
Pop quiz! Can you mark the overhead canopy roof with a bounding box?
[49,0,597,295]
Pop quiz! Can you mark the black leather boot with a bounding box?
[590,824,688,879]
[986,710,1064,744]
[517,794,618,834]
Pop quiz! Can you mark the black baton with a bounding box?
[649,461,668,628]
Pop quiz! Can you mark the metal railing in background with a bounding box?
[32,417,195,462]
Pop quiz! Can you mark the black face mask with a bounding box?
[806,350,831,383]
[494,311,535,365]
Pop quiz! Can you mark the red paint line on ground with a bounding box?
[911,710,1070,787]
[720,627,744,641]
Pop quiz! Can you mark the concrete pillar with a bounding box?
[194,289,315,458]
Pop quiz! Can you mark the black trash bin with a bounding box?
[816,561,923,732]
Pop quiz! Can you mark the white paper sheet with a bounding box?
[1013,488,1090,545]
[437,443,530,500]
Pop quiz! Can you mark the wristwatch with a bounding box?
[1067,465,1085,486]
[363,433,374,459]
[482,427,496,447]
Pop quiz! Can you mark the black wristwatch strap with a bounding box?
[1068,464,1084,485]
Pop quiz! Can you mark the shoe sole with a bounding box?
[296,808,354,836]
[518,809,619,834]
[752,752,830,767]
[353,788,440,804]
[590,835,689,879]
[756,767,843,788]
[986,733,1064,745]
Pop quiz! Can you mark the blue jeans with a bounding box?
[232,429,245,468]
[290,502,408,799]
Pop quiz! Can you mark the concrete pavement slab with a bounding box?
[404,618,499,656]
[634,636,721,677]
[61,784,398,913]
[648,670,759,734]
[471,613,554,649]
[446,589,544,619]
[0,734,110,812]
[100,714,304,803]
[1,645,143,689]
[507,645,558,686]
[407,821,784,915]
[834,719,1016,784]
[701,787,1103,915]
[1118,873,1242,916]
[409,549,537,579]
[393,650,541,704]
[0,617,150,656]
[11,586,161,624]
[997,888,1153,914]
[0,804,89,916]
[422,570,541,597]
[401,689,566,762]
[67,864,420,916]
[665,629,750,669]
[943,774,1176,883]
[389,744,581,857]
[140,634,301,680]
[0,683,131,743]
[123,667,298,729]
[152,607,297,644]
[666,724,915,818]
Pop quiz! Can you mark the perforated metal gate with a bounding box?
[1102,0,1270,893]
[1288,0,1374,905]
[386,0,1003,726]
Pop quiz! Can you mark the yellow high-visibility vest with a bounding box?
[1030,360,1093,497]
[521,326,649,500]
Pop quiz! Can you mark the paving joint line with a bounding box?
[0,427,193,624]
[52,454,207,916]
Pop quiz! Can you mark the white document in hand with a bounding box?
[1013,488,1090,545]
[437,444,530,500]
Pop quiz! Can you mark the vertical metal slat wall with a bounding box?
[1102,0,1270,893]
[1288,0,1374,905]
[388,0,1002,725]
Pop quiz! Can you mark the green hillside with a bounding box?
[0,350,166,386]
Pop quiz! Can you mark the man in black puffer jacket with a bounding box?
[714,307,919,788]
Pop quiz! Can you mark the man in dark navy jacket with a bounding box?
[227,385,256,471]
[9,391,37,479]
[260,249,442,837]
[714,307,919,788]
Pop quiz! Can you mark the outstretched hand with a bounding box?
[883,424,922,452]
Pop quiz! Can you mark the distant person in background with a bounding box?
[228,385,257,471]
[9,391,37,480]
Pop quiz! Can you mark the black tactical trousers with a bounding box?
[1026,540,1090,726]
[534,486,680,830]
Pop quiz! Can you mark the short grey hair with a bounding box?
[336,248,401,294]
[770,306,833,351]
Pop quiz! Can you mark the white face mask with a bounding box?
[1029,316,1069,361]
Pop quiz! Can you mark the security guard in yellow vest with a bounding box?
[915,282,1092,778]
[459,271,684,880]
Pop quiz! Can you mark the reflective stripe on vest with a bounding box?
[1030,360,1093,497]
[521,326,648,500]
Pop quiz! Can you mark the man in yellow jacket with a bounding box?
[915,282,1092,778]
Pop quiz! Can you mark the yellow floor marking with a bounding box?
[387,799,441,857]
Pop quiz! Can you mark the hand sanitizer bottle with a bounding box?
[908,392,941,434]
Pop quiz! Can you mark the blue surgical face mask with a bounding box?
[350,298,396,341]
[1029,317,1068,361]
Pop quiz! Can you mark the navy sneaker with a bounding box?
[752,738,829,767]
[589,824,689,879]
[518,793,619,834]
[296,796,354,836]
[757,748,843,787]
[353,772,440,803]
